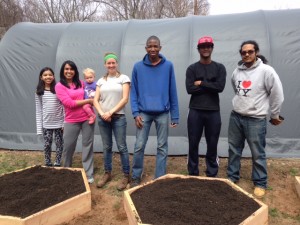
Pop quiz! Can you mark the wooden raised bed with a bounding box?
[0,166,91,225]
[124,174,268,225]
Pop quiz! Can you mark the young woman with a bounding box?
[35,67,64,167]
[55,60,95,184]
[94,53,131,191]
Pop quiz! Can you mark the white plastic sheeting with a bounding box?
[0,9,299,157]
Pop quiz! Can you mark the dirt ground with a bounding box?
[0,149,299,225]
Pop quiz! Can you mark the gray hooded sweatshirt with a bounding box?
[231,58,284,119]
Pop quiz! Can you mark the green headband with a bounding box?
[104,54,118,62]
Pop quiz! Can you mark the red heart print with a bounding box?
[242,80,251,88]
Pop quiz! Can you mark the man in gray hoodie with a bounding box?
[227,40,284,198]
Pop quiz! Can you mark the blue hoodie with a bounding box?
[130,53,179,124]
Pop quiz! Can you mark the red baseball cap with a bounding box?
[197,36,214,46]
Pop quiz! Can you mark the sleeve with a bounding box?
[55,83,78,109]
[35,94,43,135]
[200,63,227,93]
[265,68,284,118]
[169,63,179,123]
[185,64,208,95]
[122,74,131,84]
[130,66,139,118]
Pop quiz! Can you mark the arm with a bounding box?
[266,68,284,123]
[109,82,130,114]
[55,83,92,109]
[130,67,140,118]
[199,63,227,93]
[169,64,179,125]
[35,94,43,135]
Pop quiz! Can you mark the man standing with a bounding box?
[185,36,226,177]
[130,35,179,187]
[227,40,284,198]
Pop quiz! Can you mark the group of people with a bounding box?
[35,35,284,197]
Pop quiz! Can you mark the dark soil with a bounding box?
[130,177,261,225]
[0,165,86,218]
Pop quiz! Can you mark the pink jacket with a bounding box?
[55,81,89,123]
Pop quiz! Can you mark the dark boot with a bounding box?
[117,174,130,191]
[96,172,112,188]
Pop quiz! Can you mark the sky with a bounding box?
[209,0,300,15]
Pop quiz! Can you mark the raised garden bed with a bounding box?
[124,174,268,225]
[0,165,91,225]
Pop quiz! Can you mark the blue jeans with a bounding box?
[227,111,267,188]
[132,112,169,180]
[98,115,130,175]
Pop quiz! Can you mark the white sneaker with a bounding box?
[87,177,94,184]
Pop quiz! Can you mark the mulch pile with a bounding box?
[0,165,86,218]
[130,177,261,225]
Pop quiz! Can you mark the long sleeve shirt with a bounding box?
[55,81,89,123]
[186,61,227,110]
[35,91,64,135]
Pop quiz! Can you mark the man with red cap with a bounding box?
[185,36,227,177]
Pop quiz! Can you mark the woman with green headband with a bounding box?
[94,52,131,191]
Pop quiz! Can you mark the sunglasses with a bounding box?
[241,50,255,56]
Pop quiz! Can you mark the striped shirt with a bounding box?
[35,90,64,135]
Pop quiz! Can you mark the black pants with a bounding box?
[187,109,221,177]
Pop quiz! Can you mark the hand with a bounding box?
[170,123,178,128]
[269,116,284,126]
[101,111,112,122]
[194,80,202,86]
[135,116,144,129]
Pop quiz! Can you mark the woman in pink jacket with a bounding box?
[55,60,95,184]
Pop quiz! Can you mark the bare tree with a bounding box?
[22,0,101,23]
[0,0,23,38]
[95,0,210,21]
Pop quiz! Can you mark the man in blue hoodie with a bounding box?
[130,35,179,187]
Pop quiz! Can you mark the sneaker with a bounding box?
[254,187,266,198]
[117,174,130,191]
[96,172,112,188]
[54,162,61,167]
[88,115,96,124]
[130,178,141,188]
[87,177,94,184]
[45,163,53,167]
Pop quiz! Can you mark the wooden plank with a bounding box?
[295,176,300,198]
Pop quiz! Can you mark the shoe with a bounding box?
[88,115,96,124]
[96,172,112,188]
[130,178,141,188]
[254,187,266,198]
[45,163,53,167]
[87,177,94,184]
[54,162,61,167]
[117,174,130,191]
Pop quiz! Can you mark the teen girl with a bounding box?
[35,67,64,166]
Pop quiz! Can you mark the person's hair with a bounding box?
[257,54,268,64]
[103,52,121,81]
[146,35,161,46]
[36,67,56,95]
[83,68,95,78]
[59,60,81,89]
[239,40,260,54]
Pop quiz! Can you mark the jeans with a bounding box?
[98,115,130,175]
[227,111,267,188]
[187,109,221,177]
[132,112,169,180]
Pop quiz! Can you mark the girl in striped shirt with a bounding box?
[35,67,64,166]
